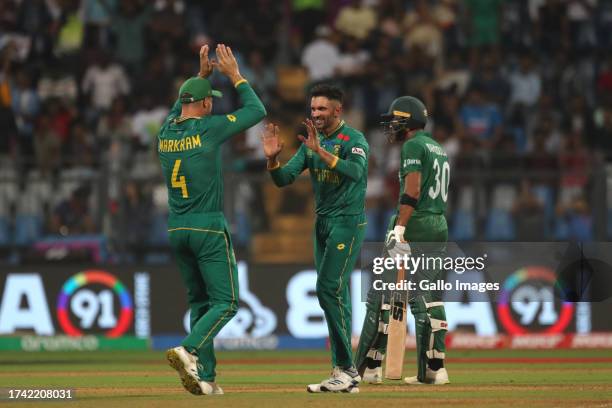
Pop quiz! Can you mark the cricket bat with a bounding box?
[385,267,407,380]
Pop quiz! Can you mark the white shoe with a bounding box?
[363,367,383,384]
[429,367,449,384]
[307,367,361,393]
[166,347,202,395]
[199,381,224,395]
[404,367,450,385]
[403,375,426,385]
[307,384,360,394]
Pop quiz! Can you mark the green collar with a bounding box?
[414,130,431,138]
[174,116,201,124]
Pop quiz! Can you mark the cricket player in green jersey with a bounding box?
[160,44,266,396]
[355,96,450,385]
[261,84,368,393]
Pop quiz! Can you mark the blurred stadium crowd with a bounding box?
[1,0,612,262]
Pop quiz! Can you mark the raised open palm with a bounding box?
[261,123,283,159]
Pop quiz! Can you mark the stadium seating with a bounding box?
[0,217,9,245]
[532,185,555,237]
[608,209,612,239]
[0,166,16,246]
[485,208,516,241]
[450,209,476,241]
[14,215,43,245]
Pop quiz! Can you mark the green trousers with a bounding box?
[168,212,238,382]
[314,213,366,369]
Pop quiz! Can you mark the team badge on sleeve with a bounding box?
[351,146,366,158]
[226,114,237,122]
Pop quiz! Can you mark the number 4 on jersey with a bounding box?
[172,159,189,198]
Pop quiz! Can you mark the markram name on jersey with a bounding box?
[158,134,202,153]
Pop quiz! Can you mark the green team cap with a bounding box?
[179,77,223,103]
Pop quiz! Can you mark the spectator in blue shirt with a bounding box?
[460,85,503,148]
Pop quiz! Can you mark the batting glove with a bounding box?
[385,225,411,259]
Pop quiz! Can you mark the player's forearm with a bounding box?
[229,73,246,86]
[211,82,267,145]
[333,158,365,182]
[316,148,364,182]
[268,151,307,187]
[234,82,267,127]
[397,173,421,227]
[268,165,295,187]
[396,205,415,228]
[267,157,280,170]
[316,146,337,167]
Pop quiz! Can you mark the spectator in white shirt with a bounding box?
[81,52,130,111]
[301,26,341,82]
[335,36,370,79]
[567,0,597,48]
[131,94,167,150]
[509,53,542,109]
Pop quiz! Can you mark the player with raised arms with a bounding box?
[261,84,369,393]
[355,96,451,385]
[159,44,266,395]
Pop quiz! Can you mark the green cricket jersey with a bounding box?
[270,121,368,217]
[158,82,266,215]
[399,130,449,241]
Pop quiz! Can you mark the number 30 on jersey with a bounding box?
[428,158,450,202]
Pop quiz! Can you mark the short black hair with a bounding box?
[310,84,344,103]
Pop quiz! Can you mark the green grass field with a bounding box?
[1,349,611,407]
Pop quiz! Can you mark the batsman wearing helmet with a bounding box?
[355,96,450,385]
[159,44,266,395]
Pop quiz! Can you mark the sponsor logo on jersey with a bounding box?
[403,158,421,167]
[337,134,350,141]
[226,114,237,122]
[351,147,366,158]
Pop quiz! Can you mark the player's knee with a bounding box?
[428,304,446,319]
[227,301,239,317]
[212,301,238,319]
